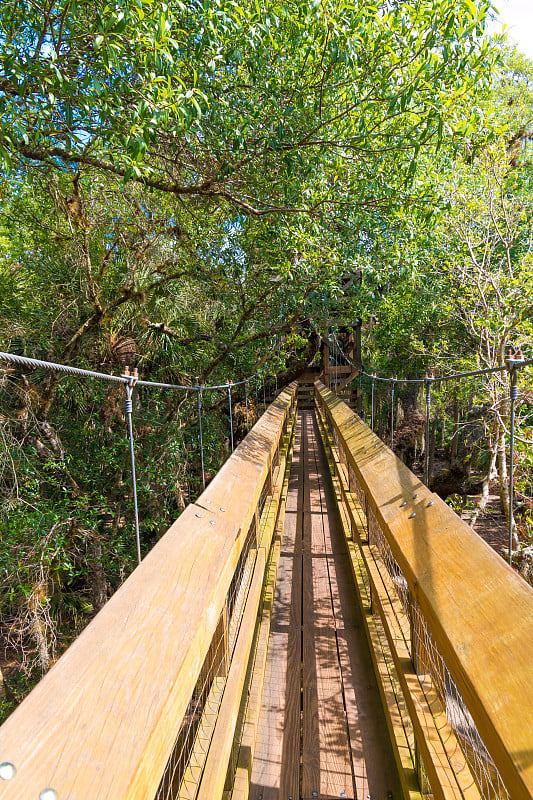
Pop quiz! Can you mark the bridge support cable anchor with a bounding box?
[196,380,206,490]
[425,377,432,487]
[123,367,142,565]
[228,381,234,452]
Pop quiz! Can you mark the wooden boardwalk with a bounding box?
[250,410,402,800]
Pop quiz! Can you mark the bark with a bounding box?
[28,582,52,673]
[394,382,424,467]
[450,395,460,462]
[469,437,498,529]
[90,537,108,612]
[497,429,519,549]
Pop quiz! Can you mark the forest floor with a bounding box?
[411,452,509,556]
[460,488,508,555]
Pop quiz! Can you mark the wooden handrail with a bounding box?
[0,383,297,800]
[315,380,533,799]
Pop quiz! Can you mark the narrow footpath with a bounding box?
[250,410,402,800]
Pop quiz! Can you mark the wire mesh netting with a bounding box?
[348,462,367,523]
[367,505,510,800]
[155,494,265,799]
[368,505,410,618]
[411,599,510,800]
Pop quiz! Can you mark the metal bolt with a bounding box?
[0,762,16,780]
[400,501,407,507]
[409,512,416,519]
[40,791,58,800]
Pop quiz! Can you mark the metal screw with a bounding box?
[220,507,226,512]
[210,520,216,525]
[205,499,211,504]
[195,513,203,518]
[427,501,434,507]
[409,512,416,519]
[400,501,407,507]
[0,762,16,780]
[40,791,58,800]
[413,493,418,499]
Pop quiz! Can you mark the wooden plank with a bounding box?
[249,414,304,800]
[231,539,281,800]
[302,412,354,800]
[363,549,471,799]
[231,421,295,800]
[319,404,481,799]
[344,516,422,800]
[0,386,296,800]
[316,408,422,800]
[197,549,266,800]
[313,426,403,800]
[316,380,533,798]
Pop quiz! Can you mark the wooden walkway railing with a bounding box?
[2,378,532,800]
[0,383,297,800]
[315,380,533,800]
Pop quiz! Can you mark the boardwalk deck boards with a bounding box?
[249,417,303,800]
[251,410,401,800]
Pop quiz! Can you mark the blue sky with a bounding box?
[489,0,533,61]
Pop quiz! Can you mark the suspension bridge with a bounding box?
[0,359,533,799]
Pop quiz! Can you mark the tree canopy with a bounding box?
[5,0,533,718]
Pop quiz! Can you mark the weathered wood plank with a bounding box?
[249,414,303,800]
[302,413,354,800]
[197,548,266,800]
[314,426,403,800]
[316,401,424,799]
[231,415,295,800]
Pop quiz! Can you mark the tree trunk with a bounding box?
[90,537,108,611]
[451,395,460,462]
[497,429,519,549]
[469,436,498,529]
[28,581,52,673]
